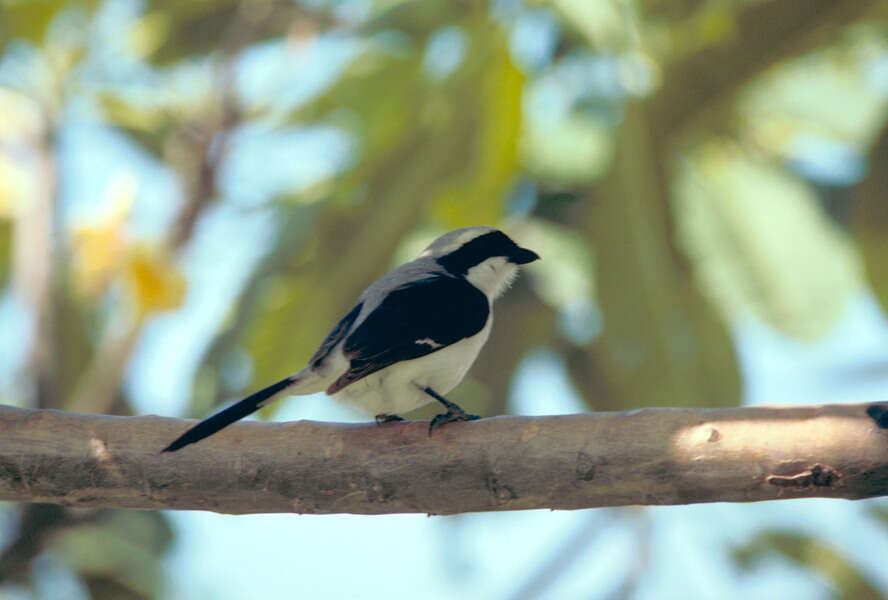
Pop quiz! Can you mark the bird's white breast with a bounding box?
[330,315,493,415]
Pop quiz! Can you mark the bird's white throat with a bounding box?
[465,257,520,299]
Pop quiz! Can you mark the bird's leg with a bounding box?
[375,413,405,425]
[424,387,480,435]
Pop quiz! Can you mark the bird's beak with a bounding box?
[509,247,540,265]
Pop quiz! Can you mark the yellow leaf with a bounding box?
[123,245,186,314]
[70,176,134,298]
[128,12,169,59]
[430,29,523,227]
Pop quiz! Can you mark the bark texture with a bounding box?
[1,403,887,515]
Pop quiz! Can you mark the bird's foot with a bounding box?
[422,387,481,435]
[428,409,480,436]
[375,413,406,425]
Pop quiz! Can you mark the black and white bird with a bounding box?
[163,226,539,452]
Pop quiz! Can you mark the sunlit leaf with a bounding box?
[520,113,612,185]
[430,25,524,226]
[549,0,625,47]
[123,244,187,314]
[70,175,186,316]
[70,180,133,299]
[126,10,170,58]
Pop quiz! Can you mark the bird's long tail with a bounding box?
[162,370,319,452]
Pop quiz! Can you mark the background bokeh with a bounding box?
[2,0,888,598]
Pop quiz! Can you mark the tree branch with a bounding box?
[1,403,886,515]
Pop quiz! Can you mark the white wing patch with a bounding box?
[414,337,443,349]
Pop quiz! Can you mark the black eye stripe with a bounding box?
[437,231,519,276]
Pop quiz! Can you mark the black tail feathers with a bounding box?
[162,376,296,453]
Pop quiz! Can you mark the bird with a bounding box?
[162,226,539,452]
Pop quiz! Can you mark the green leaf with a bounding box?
[0,0,100,49]
[674,144,863,340]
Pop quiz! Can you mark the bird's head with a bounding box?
[421,226,540,299]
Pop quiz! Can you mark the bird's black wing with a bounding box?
[308,301,364,368]
[327,275,489,394]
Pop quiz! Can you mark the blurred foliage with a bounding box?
[675,143,863,340]
[2,0,888,597]
[576,105,741,410]
[855,119,888,311]
[733,531,884,599]
[52,511,172,598]
[67,178,186,315]
[0,218,10,289]
[870,502,888,528]
[0,0,100,51]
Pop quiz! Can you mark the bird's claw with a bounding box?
[428,410,480,436]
